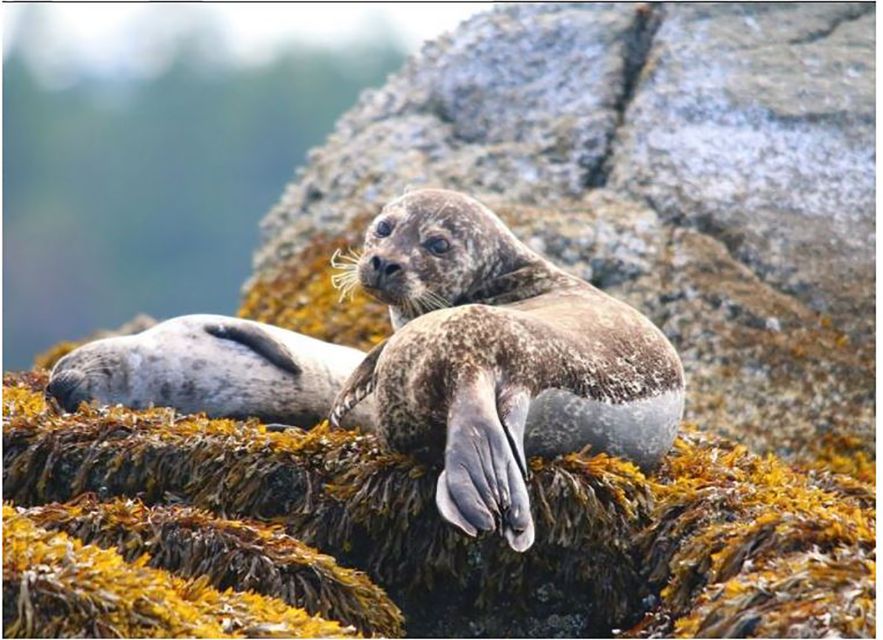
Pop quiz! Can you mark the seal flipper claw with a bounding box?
[330,339,387,427]
[204,322,300,376]
[437,372,535,552]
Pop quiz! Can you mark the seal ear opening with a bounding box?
[204,322,301,376]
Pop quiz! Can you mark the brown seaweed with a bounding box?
[20,496,403,637]
[3,371,875,637]
[3,375,652,635]
[630,427,875,638]
[2,505,354,638]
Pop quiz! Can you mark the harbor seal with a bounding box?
[47,314,374,428]
[330,188,685,551]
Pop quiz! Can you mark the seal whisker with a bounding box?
[331,271,359,289]
[330,264,359,277]
[331,272,359,286]
[420,293,440,314]
[424,290,450,311]
[330,247,363,304]
[433,198,452,219]
[414,289,449,313]
[333,276,360,303]
[332,283,356,301]
[330,247,363,270]
[407,298,423,319]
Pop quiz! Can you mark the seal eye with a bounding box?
[425,237,450,255]
[375,220,392,237]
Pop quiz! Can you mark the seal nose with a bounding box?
[369,255,403,288]
[46,369,88,412]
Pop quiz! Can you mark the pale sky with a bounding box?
[3,3,492,83]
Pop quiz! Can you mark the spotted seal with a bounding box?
[47,314,374,428]
[330,189,685,551]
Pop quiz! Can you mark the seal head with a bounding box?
[357,189,540,328]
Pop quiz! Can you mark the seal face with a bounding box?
[332,189,685,551]
[356,189,532,328]
[47,315,374,428]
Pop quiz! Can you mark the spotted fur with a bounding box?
[47,315,375,429]
[335,189,685,551]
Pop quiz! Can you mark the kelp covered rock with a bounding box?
[631,428,875,637]
[20,496,404,637]
[2,374,653,636]
[3,374,875,637]
[2,506,353,638]
[672,548,874,638]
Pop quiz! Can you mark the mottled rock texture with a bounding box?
[251,2,874,473]
[607,3,875,333]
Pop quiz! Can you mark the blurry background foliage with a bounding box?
[4,4,479,369]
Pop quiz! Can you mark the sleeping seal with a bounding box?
[330,189,684,551]
[47,314,374,428]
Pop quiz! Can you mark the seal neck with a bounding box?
[460,255,579,307]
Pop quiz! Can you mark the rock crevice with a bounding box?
[587,3,663,189]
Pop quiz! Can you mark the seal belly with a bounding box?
[524,388,684,469]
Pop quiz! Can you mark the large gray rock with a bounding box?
[255,3,656,270]
[250,2,875,465]
[257,4,874,337]
[608,3,875,331]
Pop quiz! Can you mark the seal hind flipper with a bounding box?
[204,322,301,376]
[435,371,535,552]
[330,339,387,428]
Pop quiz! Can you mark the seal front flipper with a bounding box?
[496,386,530,480]
[330,339,387,428]
[435,371,535,552]
[203,322,301,376]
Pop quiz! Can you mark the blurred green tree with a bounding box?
[3,10,406,369]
